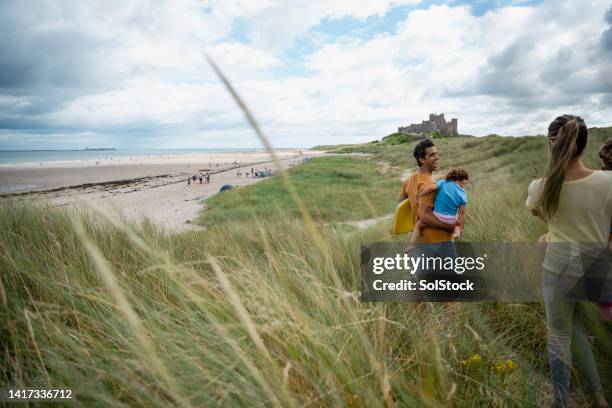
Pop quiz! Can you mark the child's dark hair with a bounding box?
[445,168,469,181]
[599,138,612,170]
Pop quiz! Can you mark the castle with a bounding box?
[398,113,458,136]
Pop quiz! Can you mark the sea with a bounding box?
[0,148,268,166]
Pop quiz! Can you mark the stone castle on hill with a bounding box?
[398,113,458,136]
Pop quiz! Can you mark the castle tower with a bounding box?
[449,118,458,135]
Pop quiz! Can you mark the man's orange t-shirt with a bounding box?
[400,172,453,243]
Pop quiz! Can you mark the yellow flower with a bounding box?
[493,359,518,374]
[505,359,518,371]
[462,354,482,367]
[469,354,482,364]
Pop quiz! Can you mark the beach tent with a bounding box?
[219,184,234,193]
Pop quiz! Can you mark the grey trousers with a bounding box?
[543,271,603,408]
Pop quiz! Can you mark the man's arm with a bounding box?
[398,184,408,203]
[457,205,466,229]
[417,203,455,231]
[419,184,439,198]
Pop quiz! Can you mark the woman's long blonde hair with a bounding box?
[535,115,588,220]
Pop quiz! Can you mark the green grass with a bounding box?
[0,202,553,407]
[1,127,611,406]
[199,156,401,226]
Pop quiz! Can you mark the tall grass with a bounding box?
[2,126,610,406]
[2,201,555,406]
[1,57,610,407]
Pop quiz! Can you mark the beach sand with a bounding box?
[0,149,324,231]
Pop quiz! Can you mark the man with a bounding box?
[399,139,455,243]
[399,139,463,303]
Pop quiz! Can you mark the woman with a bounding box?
[526,115,612,408]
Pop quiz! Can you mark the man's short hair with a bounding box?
[413,139,435,167]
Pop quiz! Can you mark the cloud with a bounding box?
[0,0,611,150]
[604,6,612,55]
[245,0,422,51]
[399,0,612,135]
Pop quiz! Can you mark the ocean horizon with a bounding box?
[0,147,302,166]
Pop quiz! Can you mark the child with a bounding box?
[410,168,469,245]
[598,138,612,321]
[599,137,612,171]
[601,138,612,248]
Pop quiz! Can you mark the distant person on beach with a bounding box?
[192,174,196,182]
[206,174,210,184]
[187,177,191,186]
[409,168,468,246]
[526,115,612,408]
[199,174,203,184]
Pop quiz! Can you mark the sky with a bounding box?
[0,0,611,150]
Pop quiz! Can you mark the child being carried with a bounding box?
[410,168,469,244]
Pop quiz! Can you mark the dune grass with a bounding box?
[1,127,611,406]
[1,201,552,407]
[199,156,400,226]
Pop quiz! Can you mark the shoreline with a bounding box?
[0,149,310,193]
[0,149,325,231]
[0,148,305,169]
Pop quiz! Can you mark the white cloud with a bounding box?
[0,0,611,149]
[289,1,612,139]
[245,0,422,51]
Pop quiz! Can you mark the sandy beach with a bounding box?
[0,149,324,231]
